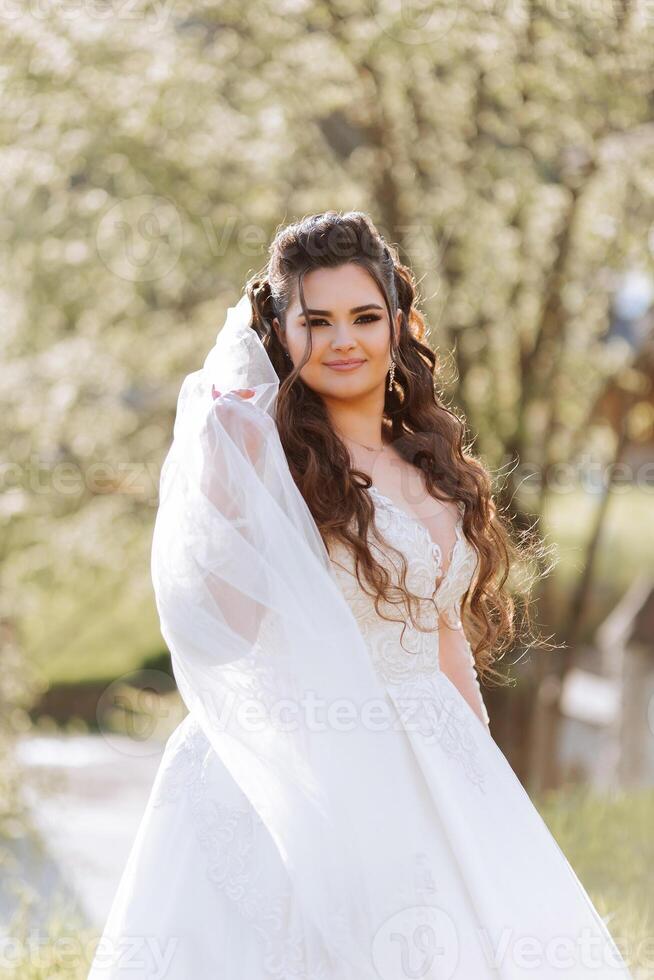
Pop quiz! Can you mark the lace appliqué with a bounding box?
[328,487,489,790]
[328,488,480,688]
[373,847,444,946]
[369,487,477,628]
[388,674,487,793]
[328,505,441,685]
[152,715,332,978]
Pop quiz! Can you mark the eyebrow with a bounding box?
[295,303,384,317]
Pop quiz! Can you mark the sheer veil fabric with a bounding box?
[109,292,638,979]
[150,293,444,974]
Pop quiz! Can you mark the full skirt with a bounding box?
[87,671,634,980]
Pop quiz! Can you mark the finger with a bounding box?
[211,385,221,399]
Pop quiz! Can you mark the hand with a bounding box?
[210,383,270,463]
[212,385,255,400]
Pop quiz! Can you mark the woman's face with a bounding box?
[273,262,401,402]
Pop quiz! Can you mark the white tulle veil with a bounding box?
[150,293,436,976]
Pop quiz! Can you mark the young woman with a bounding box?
[88,211,633,979]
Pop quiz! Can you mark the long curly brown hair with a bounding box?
[243,210,549,689]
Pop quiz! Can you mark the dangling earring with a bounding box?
[388,357,396,391]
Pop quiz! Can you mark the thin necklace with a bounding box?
[339,431,388,453]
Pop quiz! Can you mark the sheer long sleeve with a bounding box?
[411,497,491,733]
[196,390,276,649]
[438,618,491,731]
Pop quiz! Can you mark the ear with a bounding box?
[272,316,284,347]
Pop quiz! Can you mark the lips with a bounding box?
[325,359,366,367]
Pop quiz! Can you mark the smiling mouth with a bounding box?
[325,360,367,370]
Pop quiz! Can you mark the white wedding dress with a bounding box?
[87,295,633,979]
[88,484,632,980]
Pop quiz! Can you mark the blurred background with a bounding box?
[1,0,654,975]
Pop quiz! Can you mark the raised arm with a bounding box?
[197,385,270,647]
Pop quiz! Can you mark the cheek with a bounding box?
[287,328,326,365]
[284,327,306,362]
[367,324,392,358]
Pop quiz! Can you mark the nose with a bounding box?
[331,323,357,352]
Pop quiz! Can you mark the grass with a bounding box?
[0,889,96,979]
[535,784,654,978]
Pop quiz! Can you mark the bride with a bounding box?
[88,210,633,979]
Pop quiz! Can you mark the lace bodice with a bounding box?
[328,487,488,725]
